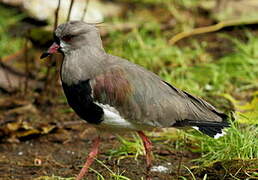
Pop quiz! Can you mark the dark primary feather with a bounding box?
[173,119,229,137]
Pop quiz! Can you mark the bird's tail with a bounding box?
[174,118,230,138]
[188,119,229,138]
[173,91,231,138]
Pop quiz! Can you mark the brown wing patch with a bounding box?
[93,67,133,105]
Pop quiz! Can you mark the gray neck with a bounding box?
[61,46,107,85]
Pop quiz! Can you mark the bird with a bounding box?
[41,21,229,180]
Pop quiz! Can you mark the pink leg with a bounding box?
[76,136,100,180]
[138,131,153,180]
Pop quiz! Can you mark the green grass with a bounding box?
[107,134,144,162]
[0,5,25,58]
[91,159,131,180]
[179,166,208,180]
[190,122,258,165]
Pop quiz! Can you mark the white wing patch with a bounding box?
[192,126,199,131]
[60,40,71,54]
[94,102,139,131]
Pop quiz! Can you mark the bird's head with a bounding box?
[40,21,103,59]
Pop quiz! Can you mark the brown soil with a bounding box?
[0,122,199,180]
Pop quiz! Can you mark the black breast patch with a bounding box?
[62,79,104,124]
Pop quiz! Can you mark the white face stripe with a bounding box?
[60,40,70,54]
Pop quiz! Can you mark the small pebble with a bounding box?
[67,150,75,155]
[150,165,169,173]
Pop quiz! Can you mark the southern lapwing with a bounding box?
[41,21,229,180]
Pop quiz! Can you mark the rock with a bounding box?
[1,0,123,24]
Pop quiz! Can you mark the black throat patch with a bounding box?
[62,79,104,124]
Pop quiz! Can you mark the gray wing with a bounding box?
[91,55,227,128]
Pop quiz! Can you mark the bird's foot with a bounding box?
[138,131,153,180]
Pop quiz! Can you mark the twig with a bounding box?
[81,0,90,21]
[177,152,183,178]
[54,0,61,30]
[52,55,62,95]
[57,120,85,128]
[0,58,12,90]
[42,0,61,98]
[53,0,62,95]
[67,0,75,22]
[23,38,29,95]
[42,59,51,93]
[169,18,258,45]
[177,133,186,178]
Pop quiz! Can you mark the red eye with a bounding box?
[62,35,74,42]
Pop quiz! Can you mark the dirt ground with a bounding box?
[0,121,200,180]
